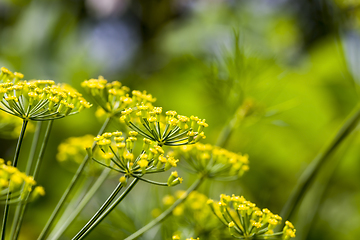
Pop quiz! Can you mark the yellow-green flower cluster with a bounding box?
[172,235,199,240]
[57,135,95,164]
[163,191,211,219]
[81,76,156,116]
[0,158,45,204]
[0,67,92,121]
[207,194,296,240]
[91,131,182,186]
[173,143,249,179]
[0,67,24,84]
[157,191,229,240]
[57,135,104,175]
[120,106,208,146]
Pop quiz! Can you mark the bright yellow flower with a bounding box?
[208,194,296,239]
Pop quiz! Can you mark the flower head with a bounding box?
[0,158,44,204]
[157,190,230,239]
[208,194,296,239]
[0,67,92,121]
[91,131,182,186]
[57,135,103,175]
[120,106,208,146]
[81,76,156,116]
[173,143,249,179]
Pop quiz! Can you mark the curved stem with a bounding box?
[1,120,28,240]
[37,117,111,240]
[133,176,168,186]
[11,120,54,240]
[48,168,111,240]
[280,104,360,221]
[76,178,140,240]
[125,176,205,240]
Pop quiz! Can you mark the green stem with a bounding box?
[124,176,205,240]
[48,167,111,240]
[8,121,42,240]
[215,109,242,148]
[48,177,92,238]
[11,120,54,240]
[1,120,28,240]
[299,131,358,240]
[280,104,360,221]
[37,117,111,240]
[91,158,125,173]
[133,176,168,186]
[31,120,53,179]
[26,122,43,174]
[76,178,140,240]
[72,181,124,240]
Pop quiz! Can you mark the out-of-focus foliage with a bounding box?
[155,190,231,240]
[1,0,360,240]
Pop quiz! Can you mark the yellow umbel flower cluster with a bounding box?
[81,76,156,116]
[91,131,182,186]
[173,143,249,179]
[57,135,95,164]
[157,191,229,239]
[57,135,103,175]
[120,106,207,146]
[207,194,296,240]
[176,191,210,218]
[153,190,236,240]
[0,67,92,121]
[0,158,45,204]
[167,190,220,224]
[0,67,24,84]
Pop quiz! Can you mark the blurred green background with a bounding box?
[1,0,360,239]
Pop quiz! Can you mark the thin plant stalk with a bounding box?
[8,121,42,240]
[216,112,241,148]
[280,104,360,221]
[299,131,358,240]
[11,120,54,240]
[31,120,53,179]
[59,177,94,220]
[48,167,112,240]
[1,120,28,240]
[75,178,140,240]
[124,176,205,240]
[37,117,112,240]
[25,122,43,174]
[48,176,93,237]
[216,98,255,148]
[72,181,124,240]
